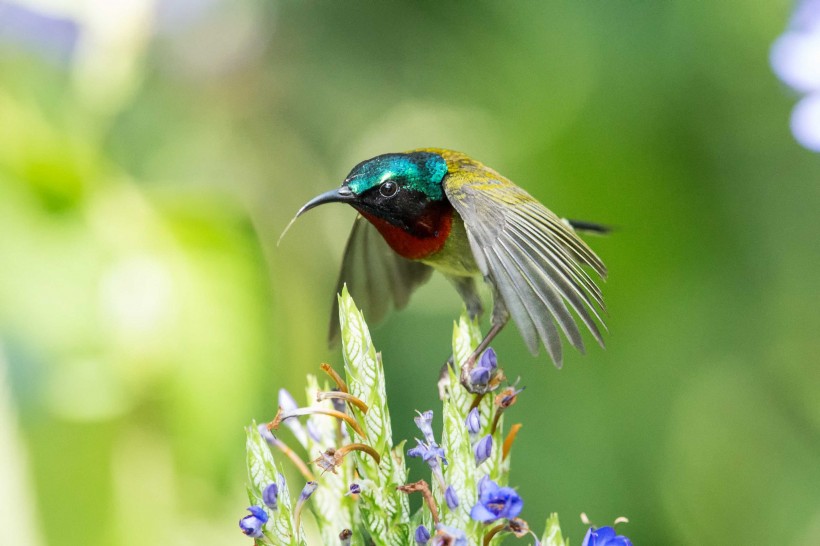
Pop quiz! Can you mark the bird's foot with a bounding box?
[458,354,476,386]
[440,348,503,397]
[459,349,503,395]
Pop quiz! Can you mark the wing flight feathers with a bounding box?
[328,216,433,345]
[443,166,607,367]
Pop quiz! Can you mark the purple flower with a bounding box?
[408,436,448,491]
[469,476,523,523]
[445,485,459,509]
[299,481,318,501]
[414,410,436,444]
[480,347,498,371]
[468,348,498,388]
[582,526,633,546]
[408,409,448,479]
[465,407,481,435]
[262,483,278,510]
[414,524,431,544]
[238,505,268,537]
[348,483,361,495]
[473,434,493,466]
[408,439,447,470]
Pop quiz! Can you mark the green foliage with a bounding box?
[244,291,567,544]
[542,514,570,546]
[246,423,301,545]
[338,285,410,545]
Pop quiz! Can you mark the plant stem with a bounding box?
[398,480,439,524]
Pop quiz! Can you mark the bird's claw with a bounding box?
[440,350,500,398]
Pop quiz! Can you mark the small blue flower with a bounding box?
[480,347,498,371]
[414,524,431,544]
[473,434,493,466]
[469,366,491,387]
[414,410,436,444]
[408,438,448,470]
[348,483,361,495]
[582,526,633,546]
[469,476,523,523]
[432,524,468,546]
[262,483,278,510]
[445,485,459,509]
[299,481,318,502]
[469,348,498,388]
[465,407,481,435]
[238,505,268,537]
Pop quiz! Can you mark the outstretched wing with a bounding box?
[328,215,433,345]
[442,160,607,367]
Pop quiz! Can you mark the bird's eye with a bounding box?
[379,180,398,197]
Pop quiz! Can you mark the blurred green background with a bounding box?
[1,1,819,544]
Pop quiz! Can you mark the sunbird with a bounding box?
[284,149,608,390]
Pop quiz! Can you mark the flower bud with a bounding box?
[474,434,493,466]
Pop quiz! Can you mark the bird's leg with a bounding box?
[438,276,485,399]
[460,284,509,392]
[448,275,483,320]
[459,320,507,388]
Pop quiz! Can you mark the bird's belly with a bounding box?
[420,213,480,277]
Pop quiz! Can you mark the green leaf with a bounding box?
[245,422,302,546]
[541,513,570,546]
[337,286,409,544]
[450,312,483,416]
[439,311,507,539]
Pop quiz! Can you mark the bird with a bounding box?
[282,148,608,391]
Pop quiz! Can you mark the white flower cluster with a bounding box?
[771,0,820,151]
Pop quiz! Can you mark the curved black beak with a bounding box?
[278,186,355,246]
[295,186,355,218]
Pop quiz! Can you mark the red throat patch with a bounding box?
[360,209,453,260]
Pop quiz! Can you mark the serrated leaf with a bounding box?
[440,366,479,533]
[438,310,515,543]
[246,423,301,546]
[541,513,570,546]
[337,286,409,543]
[450,313,483,415]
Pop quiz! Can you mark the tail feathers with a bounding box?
[563,218,613,235]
